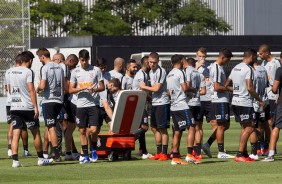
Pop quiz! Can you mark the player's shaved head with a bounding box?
[259,44,271,54]
[114,57,124,66]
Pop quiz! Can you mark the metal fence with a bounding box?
[0,0,30,96]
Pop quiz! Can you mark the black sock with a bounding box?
[193,146,198,154]
[196,143,202,156]
[257,141,261,150]
[207,137,216,146]
[243,150,249,158]
[12,154,18,161]
[37,151,44,159]
[251,143,257,155]
[23,145,28,151]
[53,146,60,159]
[92,142,97,150]
[172,152,179,158]
[264,140,269,149]
[8,144,11,150]
[157,144,162,154]
[66,151,71,155]
[236,151,243,157]
[162,145,168,155]
[82,145,88,157]
[218,143,224,152]
[134,128,146,138]
[43,151,48,155]
[187,147,193,155]
[72,149,78,153]
[138,132,148,154]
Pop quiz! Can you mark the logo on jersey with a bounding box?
[76,117,80,124]
[12,97,22,102]
[26,121,35,128]
[240,114,250,121]
[11,87,20,94]
[178,120,187,128]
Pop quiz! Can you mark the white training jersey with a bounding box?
[109,70,123,82]
[229,62,253,107]
[4,68,12,106]
[9,66,35,111]
[198,65,212,102]
[121,74,133,90]
[167,68,189,111]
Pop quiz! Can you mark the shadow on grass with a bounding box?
[201,160,228,164]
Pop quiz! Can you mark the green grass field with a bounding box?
[1,119,282,184]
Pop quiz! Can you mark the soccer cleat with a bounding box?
[194,154,203,160]
[149,153,162,160]
[171,158,188,165]
[257,150,263,156]
[158,153,169,161]
[38,158,54,166]
[43,154,49,159]
[65,154,73,161]
[192,150,197,156]
[217,152,235,159]
[202,143,212,158]
[72,153,80,160]
[12,160,23,168]
[8,149,12,157]
[261,155,274,162]
[79,156,90,164]
[234,156,255,162]
[90,150,98,162]
[54,157,62,162]
[185,154,201,164]
[262,149,269,156]
[249,154,259,161]
[22,150,32,157]
[141,153,153,160]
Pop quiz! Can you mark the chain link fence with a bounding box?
[0,0,30,96]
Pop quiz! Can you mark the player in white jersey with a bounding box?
[225,48,265,162]
[9,52,53,167]
[109,57,124,81]
[63,54,80,161]
[258,44,281,154]
[36,48,64,162]
[121,59,138,90]
[132,56,152,159]
[167,55,197,165]
[209,48,234,159]
[140,52,170,161]
[5,54,32,158]
[69,49,105,164]
[184,58,206,160]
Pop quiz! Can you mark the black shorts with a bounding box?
[10,110,39,130]
[269,100,277,118]
[199,101,212,123]
[6,106,11,124]
[232,105,254,123]
[189,106,201,122]
[42,102,63,128]
[273,104,282,129]
[171,109,195,131]
[64,100,77,123]
[76,106,100,128]
[264,105,271,121]
[98,107,112,126]
[151,104,170,129]
[211,102,230,123]
[141,109,149,125]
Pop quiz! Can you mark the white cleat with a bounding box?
[22,150,32,157]
[217,152,235,159]
[249,154,259,161]
[8,149,12,157]
[38,158,54,166]
[261,156,274,162]
[12,160,23,168]
[141,153,153,160]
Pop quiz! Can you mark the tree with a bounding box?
[174,0,231,35]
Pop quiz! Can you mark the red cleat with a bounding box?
[158,153,169,161]
[150,153,162,160]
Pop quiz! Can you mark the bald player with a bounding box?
[109,57,124,81]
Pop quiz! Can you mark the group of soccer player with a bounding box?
[4,44,282,167]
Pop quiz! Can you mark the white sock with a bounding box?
[268,150,275,157]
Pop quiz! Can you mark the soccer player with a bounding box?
[140,52,170,161]
[9,52,53,167]
[5,54,31,158]
[209,48,234,159]
[132,56,152,159]
[63,54,80,161]
[225,48,265,162]
[262,65,282,161]
[167,55,195,165]
[258,44,281,155]
[109,57,124,81]
[69,49,105,164]
[36,48,64,162]
[184,58,206,159]
[121,59,138,90]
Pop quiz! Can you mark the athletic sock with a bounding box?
[269,150,275,157]
[172,152,179,158]
[162,145,168,155]
[157,144,162,154]
[23,145,28,151]
[243,150,249,158]
[12,154,18,161]
[218,143,224,152]
[134,128,146,139]
[187,147,193,155]
[257,141,261,151]
[193,146,198,154]
[264,140,270,149]
[82,145,88,157]
[251,143,257,155]
[92,142,97,151]
[236,151,243,157]
[37,151,44,159]
[139,132,148,154]
[207,136,216,146]
[66,151,71,155]
[43,151,48,155]
[53,146,60,159]
[8,144,11,150]
[196,143,202,156]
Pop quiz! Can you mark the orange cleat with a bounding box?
[171,158,188,165]
[194,154,203,160]
[150,153,162,160]
[158,153,169,161]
